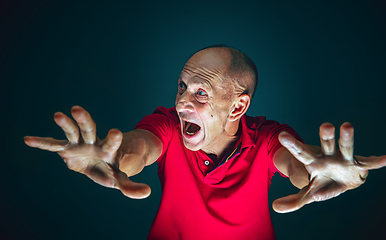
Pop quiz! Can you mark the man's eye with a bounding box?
[179,82,186,89]
[197,90,207,96]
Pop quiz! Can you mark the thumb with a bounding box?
[273,177,344,213]
[115,172,151,199]
[272,185,313,213]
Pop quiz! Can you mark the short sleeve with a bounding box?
[135,107,179,158]
[267,123,304,178]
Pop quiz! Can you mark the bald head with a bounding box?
[196,45,258,99]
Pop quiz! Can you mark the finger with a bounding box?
[53,112,80,143]
[272,177,343,213]
[71,106,97,144]
[115,171,151,199]
[338,122,354,161]
[355,155,386,170]
[272,185,311,213]
[101,129,123,154]
[279,131,315,165]
[87,164,151,199]
[24,136,67,152]
[319,123,335,156]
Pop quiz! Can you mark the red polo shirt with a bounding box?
[136,107,302,240]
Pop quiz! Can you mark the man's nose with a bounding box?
[177,91,195,111]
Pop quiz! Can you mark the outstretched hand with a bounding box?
[273,122,386,213]
[24,106,151,199]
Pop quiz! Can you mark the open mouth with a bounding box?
[184,121,201,136]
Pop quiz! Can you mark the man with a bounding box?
[24,45,386,239]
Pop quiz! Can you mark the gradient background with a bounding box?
[2,0,386,239]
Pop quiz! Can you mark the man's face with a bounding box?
[175,48,235,152]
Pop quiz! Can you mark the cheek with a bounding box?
[205,114,224,134]
[200,103,226,123]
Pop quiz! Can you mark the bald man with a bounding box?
[24,45,386,240]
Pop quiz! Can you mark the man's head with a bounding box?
[201,44,258,98]
[175,45,257,152]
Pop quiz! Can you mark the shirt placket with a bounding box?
[197,152,215,176]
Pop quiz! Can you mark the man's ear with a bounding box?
[228,94,250,121]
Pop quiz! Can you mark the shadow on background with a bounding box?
[2,0,386,239]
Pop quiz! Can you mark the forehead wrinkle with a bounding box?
[180,70,213,90]
[192,76,213,89]
[184,63,223,79]
[183,63,224,89]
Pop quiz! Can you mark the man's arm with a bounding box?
[24,106,162,199]
[271,122,386,213]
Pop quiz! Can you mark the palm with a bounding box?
[57,142,117,187]
[25,106,150,199]
[273,122,386,213]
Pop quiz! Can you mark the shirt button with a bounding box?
[204,160,210,166]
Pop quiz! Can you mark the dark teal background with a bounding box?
[2,0,386,239]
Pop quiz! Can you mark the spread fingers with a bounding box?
[24,136,67,152]
[54,112,80,143]
[102,129,123,155]
[319,123,336,156]
[339,122,354,161]
[71,106,97,144]
[279,131,315,165]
